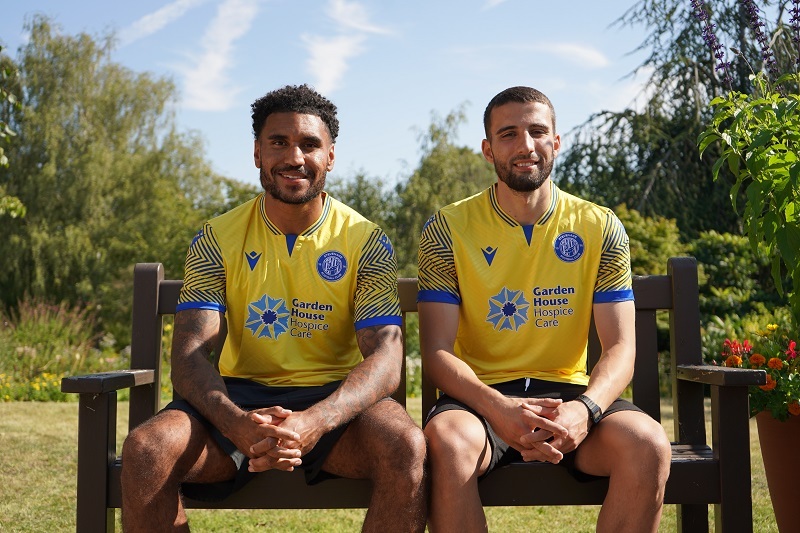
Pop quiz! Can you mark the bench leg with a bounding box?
[75,392,117,533]
[677,504,709,533]
[712,386,754,533]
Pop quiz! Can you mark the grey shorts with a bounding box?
[164,377,348,502]
[424,377,643,481]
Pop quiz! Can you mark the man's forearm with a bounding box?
[583,346,635,411]
[170,309,244,435]
[304,325,402,432]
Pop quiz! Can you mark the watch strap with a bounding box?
[575,394,603,426]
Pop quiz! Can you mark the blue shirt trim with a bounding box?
[286,234,298,256]
[176,301,227,313]
[417,289,461,305]
[522,224,534,246]
[593,289,634,304]
[354,315,403,330]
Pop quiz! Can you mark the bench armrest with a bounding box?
[61,369,156,394]
[676,364,765,387]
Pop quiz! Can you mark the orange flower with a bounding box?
[789,401,800,416]
[768,358,784,370]
[760,374,777,391]
[725,355,742,367]
[749,353,766,367]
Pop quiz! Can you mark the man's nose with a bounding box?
[286,145,304,165]
[520,132,537,157]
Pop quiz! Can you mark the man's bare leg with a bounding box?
[424,410,492,533]
[120,409,237,532]
[322,399,427,533]
[574,410,672,533]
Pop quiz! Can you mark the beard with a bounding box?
[494,155,554,193]
[260,164,326,205]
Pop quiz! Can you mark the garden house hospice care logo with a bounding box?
[246,295,334,340]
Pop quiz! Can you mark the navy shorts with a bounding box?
[164,377,348,501]
[424,377,643,481]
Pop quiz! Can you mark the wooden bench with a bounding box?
[62,256,765,532]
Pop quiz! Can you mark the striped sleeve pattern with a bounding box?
[353,227,402,329]
[594,211,634,303]
[177,223,227,312]
[417,213,460,304]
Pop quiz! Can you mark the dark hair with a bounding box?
[482,86,556,138]
[251,84,339,142]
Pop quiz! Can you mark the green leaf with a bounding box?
[697,131,721,156]
[750,129,774,150]
[712,153,728,181]
[776,225,800,272]
[762,211,780,243]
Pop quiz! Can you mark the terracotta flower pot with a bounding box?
[756,411,800,533]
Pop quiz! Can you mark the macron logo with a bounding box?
[482,246,498,266]
[246,251,262,271]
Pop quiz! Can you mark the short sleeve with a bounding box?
[353,227,402,329]
[177,223,227,313]
[417,213,460,305]
[593,212,634,303]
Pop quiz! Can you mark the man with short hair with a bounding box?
[121,84,426,532]
[418,86,671,533]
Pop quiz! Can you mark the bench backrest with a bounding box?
[129,257,705,446]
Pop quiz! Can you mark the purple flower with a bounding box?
[740,0,780,78]
[692,0,733,87]
[790,0,800,66]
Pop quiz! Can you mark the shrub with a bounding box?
[0,299,127,401]
[690,231,788,318]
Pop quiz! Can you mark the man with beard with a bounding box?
[120,84,426,532]
[417,86,671,533]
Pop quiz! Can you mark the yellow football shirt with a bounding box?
[418,182,633,386]
[178,192,401,386]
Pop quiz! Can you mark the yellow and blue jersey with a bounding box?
[418,182,633,386]
[178,193,401,387]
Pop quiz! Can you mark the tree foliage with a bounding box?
[556,0,798,238]
[0,44,25,218]
[613,204,686,276]
[391,106,496,274]
[0,17,240,342]
[327,172,396,235]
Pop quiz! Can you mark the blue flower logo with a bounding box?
[245,295,289,339]
[486,287,530,331]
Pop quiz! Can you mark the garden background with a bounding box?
[1,0,797,531]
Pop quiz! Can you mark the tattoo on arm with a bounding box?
[310,324,403,429]
[170,309,233,420]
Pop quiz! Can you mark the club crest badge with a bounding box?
[317,250,347,282]
[554,232,584,263]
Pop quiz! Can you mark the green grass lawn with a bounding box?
[0,398,779,532]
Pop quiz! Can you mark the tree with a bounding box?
[391,106,496,274]
[0,17,238,342]
[556,0,798,238]
[0,44,25,218]
[326,172,396,234]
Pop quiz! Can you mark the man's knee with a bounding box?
[377,418,427,481]
[424,411,487,469]
[122,411,193,476]
[611,416,671,486]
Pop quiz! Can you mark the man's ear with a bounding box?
[254,139,262,169]
[326,144,336,172]
[481,139,494,164]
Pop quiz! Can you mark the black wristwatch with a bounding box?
[575,394,603,427]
